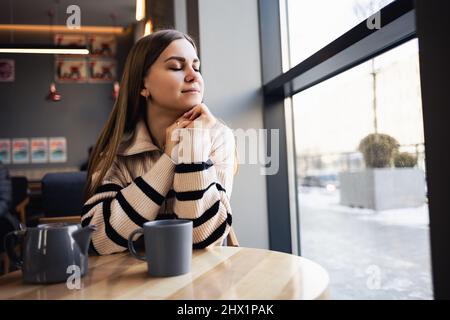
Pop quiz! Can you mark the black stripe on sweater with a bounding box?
[193,219,228,249]
[82,183,122,214]
[155,213,178,220]
[166,189,175,199]
[175,182,226,201]
[103,198,128,248]
[191,200,220,228]
[134,176,165,206]
[216,183,226,193]
[116,191,148,227]
[81,215,92,227]
[95,183,123,194]
[89,242,100,256]
[82,197,111,215]
[175,159,214,173]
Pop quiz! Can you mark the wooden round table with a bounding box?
[0,247,330,300]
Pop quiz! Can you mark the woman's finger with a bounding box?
[189,108,203,120]
[183,109,194,117]
[178,120,192,128]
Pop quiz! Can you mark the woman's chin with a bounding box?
[180,97,202,106]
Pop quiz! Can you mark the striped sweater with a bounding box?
[81,119,235,255]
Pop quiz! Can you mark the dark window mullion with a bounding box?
[264,0,415,99]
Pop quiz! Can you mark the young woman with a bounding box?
[81,30,236,255]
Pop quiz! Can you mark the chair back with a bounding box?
[223,227,239,247]
[42,172,87,217]
[10,176,28,209]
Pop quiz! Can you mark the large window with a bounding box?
[285,1,431,299]
[292,39,431,299]
[287,0,395,67]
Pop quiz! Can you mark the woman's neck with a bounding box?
[146,104,182,151]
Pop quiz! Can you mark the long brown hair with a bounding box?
[84,30,197,200]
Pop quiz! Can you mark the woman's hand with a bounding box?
[183,103,217,129]
[164,114,192,158]
[164,104,216,160]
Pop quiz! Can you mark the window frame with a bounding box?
[259,0,450,299]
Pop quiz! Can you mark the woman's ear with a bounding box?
[140,88,148,98]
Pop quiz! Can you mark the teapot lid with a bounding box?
[37,222,80,229]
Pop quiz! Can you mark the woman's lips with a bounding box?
[182,90,200,94]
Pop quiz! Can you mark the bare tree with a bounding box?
[353,0,391,134]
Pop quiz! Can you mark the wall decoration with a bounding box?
[31,138,49,163]
[53,34,117,84]
[55,58,87,83]
[46,82,62,101]
[0,139,11,164]
[12,138,29,164]
[54,34,86,47]
[88,58,116,82]
[88,35,116,57]
[0,59,15,82]
[49,137,67,163]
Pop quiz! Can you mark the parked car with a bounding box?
[301,174,340,190]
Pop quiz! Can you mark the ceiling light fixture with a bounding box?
[0,44,89,55]
[136,0,146,21]
[0,24,124,34]
[0,4,89,55]
[144,19,153,36]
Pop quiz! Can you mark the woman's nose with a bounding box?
[185,67,199,82]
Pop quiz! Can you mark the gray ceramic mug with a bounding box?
[128,220,193,277]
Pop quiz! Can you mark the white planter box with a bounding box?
[339,168,426,211]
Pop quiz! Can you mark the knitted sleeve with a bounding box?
[171,125,235,248]
[81,154,175,255]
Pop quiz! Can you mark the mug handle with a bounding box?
[128,228,146,261]
[4,230,26,268]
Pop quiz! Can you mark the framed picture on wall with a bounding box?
[87,35,116,57]
[55,58,87,83]
[0,139,11,164]
[12,138,29,164]
[31,138,48,163]
[0,59,15,82]
[49,137,67,163]
[88,58,117,82]
[54,34,86,47]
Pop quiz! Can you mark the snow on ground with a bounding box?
[297,186,432,299]
[298,186,429,228]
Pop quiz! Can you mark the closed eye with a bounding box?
[170,67,200,72]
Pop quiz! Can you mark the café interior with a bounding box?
[0,0,449,300]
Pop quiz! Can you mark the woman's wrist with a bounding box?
[177,128,212,164]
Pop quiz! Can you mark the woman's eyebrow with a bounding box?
[164,56,200,63]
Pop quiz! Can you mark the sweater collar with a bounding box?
[117,119,161,156]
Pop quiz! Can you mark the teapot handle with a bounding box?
[4,230,26,268]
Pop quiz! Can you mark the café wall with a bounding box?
[197,0,270,249]
[0,30,134,172]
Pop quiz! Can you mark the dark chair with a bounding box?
[10,176,29,225]
[0,216,16,274]
[41,172,87,219]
